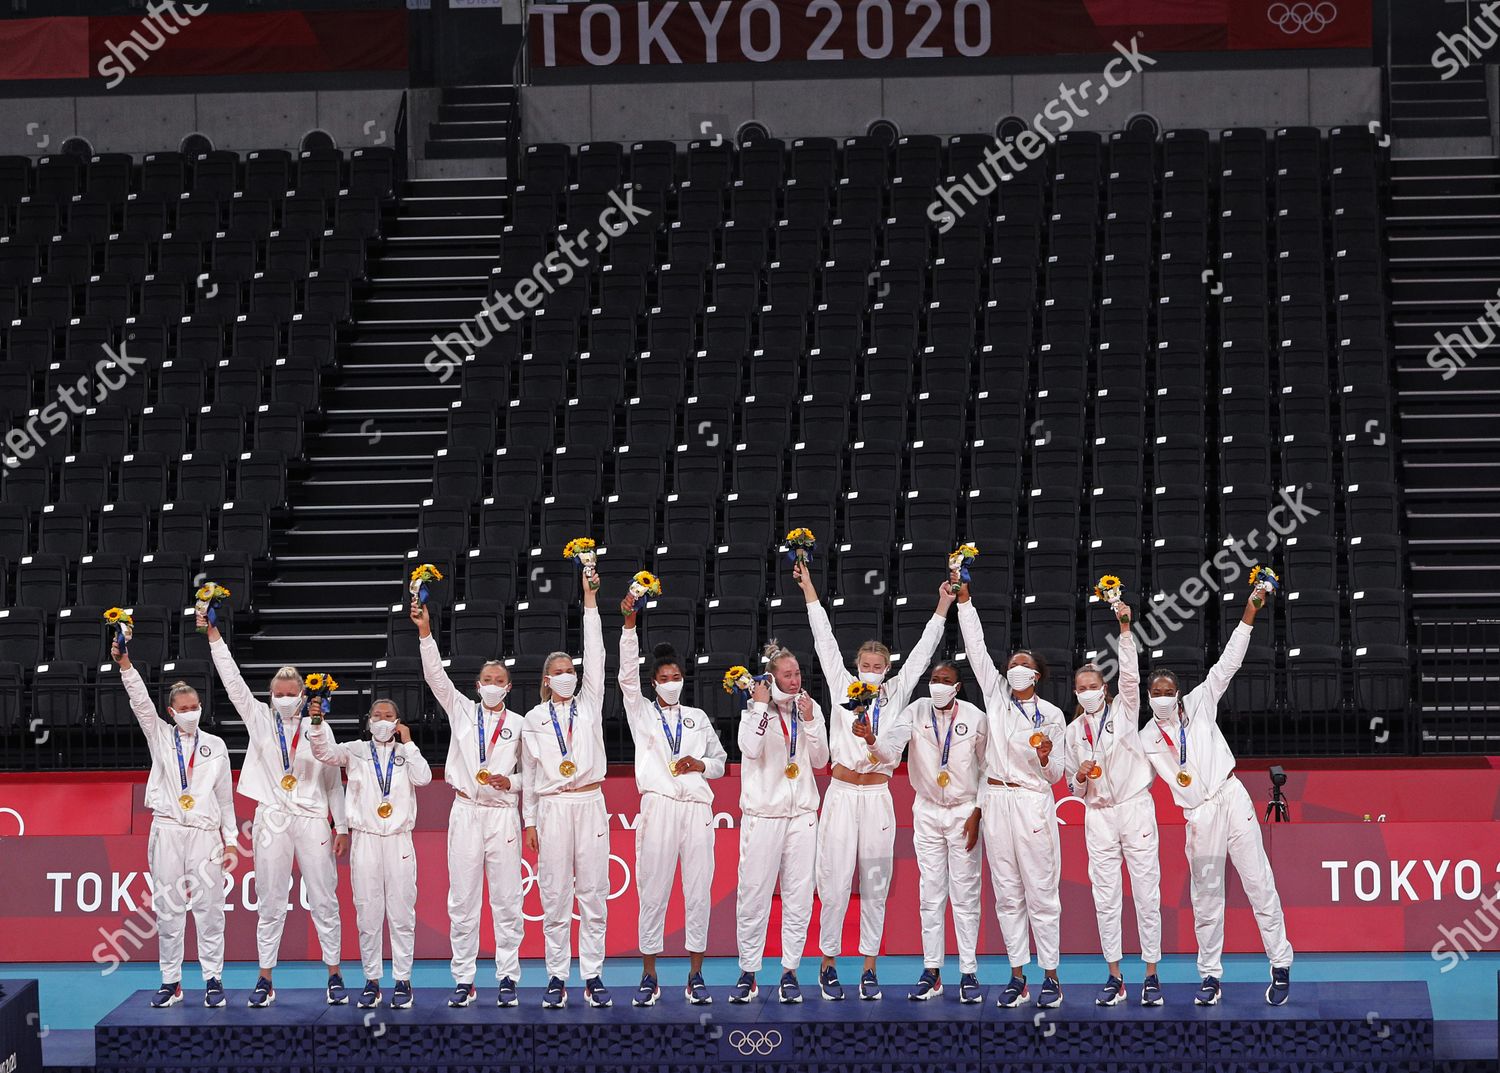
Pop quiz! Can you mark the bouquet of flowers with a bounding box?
[103,607,133,653]
[1249,565,1280,608]
[948,543,979,585]
[843,680,878,713]
[409,563,444,606]
[194,583,231,633]
[563,537,599,588]
[723,665,754,694]
[626,570,662,613]
[304,672,339,723]
[1094,574,1129,623]
[784,527,816,567]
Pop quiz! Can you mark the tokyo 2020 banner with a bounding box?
[1,764,1497,966]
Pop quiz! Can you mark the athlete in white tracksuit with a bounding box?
[956,580,1068,1008]
[520,569,611,1009]
[116,642,237,1009]
[1060,599,1163,1007]
[731,641,831,1005]
[204,620,347,1007]
[619,594,728,1007]
[1141,586,1293,1007]
[796,566,952,1001]
[411,600,525,1009]
[307,699,431,1011]
[888,658,988,1002]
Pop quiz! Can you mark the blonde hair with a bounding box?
[167,681,198,708]
[856,640,891,664]
[269,665,301,691]
[539,651,573,701]
[761,638,795,673]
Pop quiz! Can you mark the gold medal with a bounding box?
[476,769,491,785]
[280,773,297,791]
[1176,771,1192,788]
[1029,732,1045,748]
[936,771,951,788]
[868,751,880,765]
[784,762,799,780]
[670,759,683,776]
[377,801,394,819]
[179,793,195,810]
[1088,763,1103,780]
[559,760,576,778]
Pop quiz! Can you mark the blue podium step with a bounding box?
[93,981,1437,1072]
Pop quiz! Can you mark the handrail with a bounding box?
[394,88,409,188]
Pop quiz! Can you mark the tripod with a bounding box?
[1263,784,1288,823]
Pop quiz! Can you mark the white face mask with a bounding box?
[478,683,509,708]
[770,680,798,703]
[548,671,578,699]
[1007,665,1038,691]
[655,680,684,706]
[1149,694,1181,718]
[370,719,397,742]
[272,694,303,718]
[1076,688,1106,714]
[928,682,959,709]
[858,669,886,687]
[173,707,201,732]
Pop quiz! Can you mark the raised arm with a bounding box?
[207,632,265,724]
[892,583,956,698]
[1114,610,1140,725]
[617,622,644,709]
[799,566,851,691]
[579,600,605,715]
[1193,590,1264,713]
[115,644,162,740]
[955,589,1006,704]
[413,600,465,720]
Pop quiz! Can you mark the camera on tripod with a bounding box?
[1264,765,1288,823]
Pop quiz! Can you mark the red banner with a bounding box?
[0,17,90,81]
[2,764,1498,964]
[528,0,1370,69]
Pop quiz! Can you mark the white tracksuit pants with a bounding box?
[736,811,817,973]
[912,796,984,975]
[447,796,523,985]
[635,794,715,955]
[350,830,417,983]
[979,784,1061,972]
[536,789,609,981]
[148,820,226,983]
[1084,792,1162,965]
[1183,776,1294,978]
[816,780,896,958]
[251,805,342,969]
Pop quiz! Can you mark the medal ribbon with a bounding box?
[1083,704,1110,755]
[931,704,957,769]
[777,702,799,762]
[1012,697,1042,730]
[174,730,199,794]
[369,741,396,802]
[653,701,683,759]
[477,703,506,764]
[275,714,301,775]
[548,699,577,762]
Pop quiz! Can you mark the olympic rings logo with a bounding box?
[518,853,632,923]
[727,1029,783,1055]
[1267,2,1336,33]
